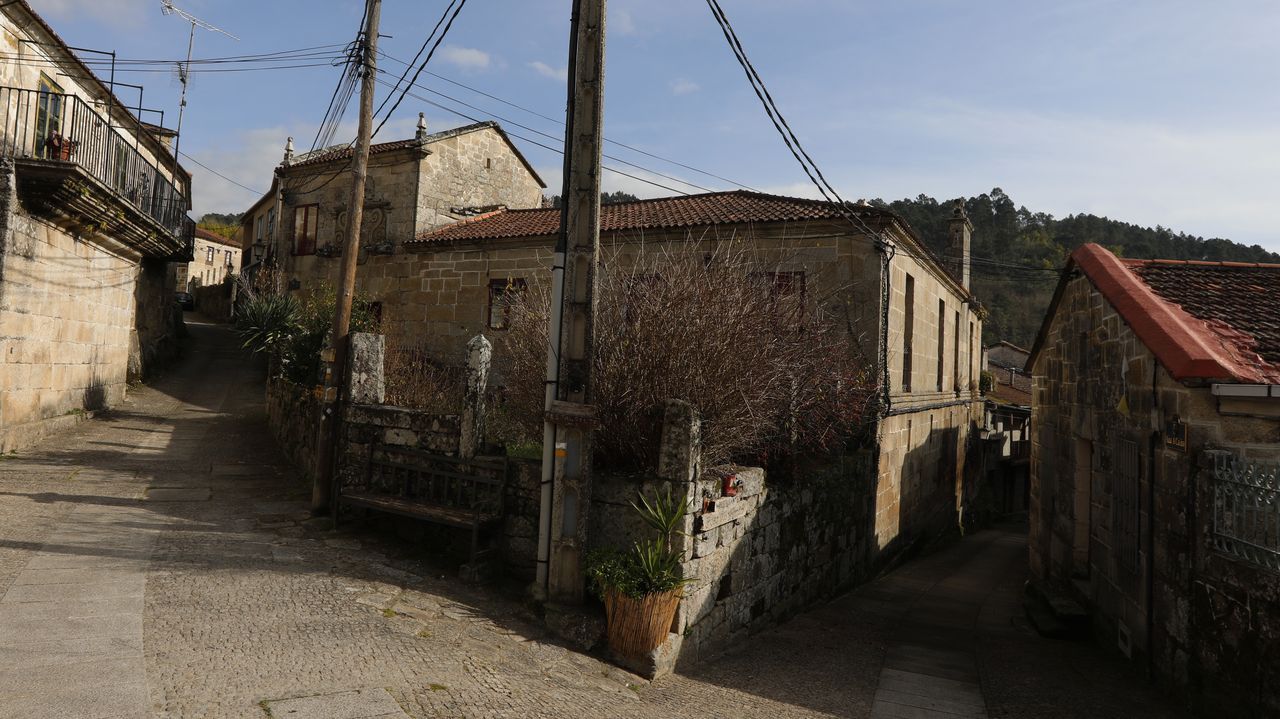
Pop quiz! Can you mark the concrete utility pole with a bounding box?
[536,0,607,603]
[313,0,382,514]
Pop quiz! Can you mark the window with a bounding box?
[35,74,64,159]
[255,216,265,245]
[1114,437,1141,573]
[936,299,946,392]
[902,274,915,392]
[226,251,234,269]
[953,310,960,395]
[488,277,527,329]
[752,271,806,326]
[205,246,214,264]
[293,204,318,255]
[968,321,974,392]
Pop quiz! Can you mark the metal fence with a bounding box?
[1211,451,1280,571]
[0,86,189,238]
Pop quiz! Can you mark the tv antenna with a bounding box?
[161,0,238,162]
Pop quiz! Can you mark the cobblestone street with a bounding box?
[0,320,1190,718]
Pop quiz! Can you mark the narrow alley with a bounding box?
[0,321,1188,718]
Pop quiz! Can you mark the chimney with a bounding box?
[415,112,428,143]
[947,200,972,290]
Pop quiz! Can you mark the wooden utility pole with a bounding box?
[312,0,381,514]
[536,0,606,603]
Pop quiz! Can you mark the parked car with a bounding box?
[175,291,195,311]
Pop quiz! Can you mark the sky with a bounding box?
[26,0,1280,251]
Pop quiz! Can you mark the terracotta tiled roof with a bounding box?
[1031,243,1280,384]
[195,227,240,248]
[409,190,890,244]
[988,381,1032,406]
[1125,258,1280,372]
[284,121,546,188]
[288,138,422,169]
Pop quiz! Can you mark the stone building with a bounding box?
[0,0,193,452]
[177,227,241,290]
[381,191,982,560]
[240,117,545,291]
[1027,243,1280,716]
[249,121,986,665]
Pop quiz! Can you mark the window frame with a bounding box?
[487,277,528,330]
[902,274,915,392]
[293,204,319,256]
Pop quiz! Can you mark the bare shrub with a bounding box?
[496,242,880,469]
[383,341,465,413]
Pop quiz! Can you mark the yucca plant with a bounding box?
[236,292,300,358]
[586,488,691,661]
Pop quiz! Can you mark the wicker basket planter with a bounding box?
[603,587,682,659]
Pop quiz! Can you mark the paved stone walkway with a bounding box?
[0,320,1192,718]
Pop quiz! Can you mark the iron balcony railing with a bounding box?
[0,86,189,238]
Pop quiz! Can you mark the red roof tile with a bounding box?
[288,138,422,169]
[409,190,890,244]
[195,227,240,248]
[1061,244,1280,384]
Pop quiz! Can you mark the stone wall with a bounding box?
[264,346,542,578]
[265,378,323,483]
[0,168,134,451]
[588,401,880,676]
[192,282,235,323]
[131,257,182,381]
[1031,273,1280,717]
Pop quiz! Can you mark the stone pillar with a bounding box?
[657,398,701,557]
[347,332,385,405]
[459,334,492,459]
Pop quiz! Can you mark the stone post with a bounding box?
[459,334,492,459]
[347,332,385,405]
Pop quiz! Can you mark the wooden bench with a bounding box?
[337,439,508,565]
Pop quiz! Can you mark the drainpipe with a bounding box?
[876,235,895,416]
[534,0,582,597]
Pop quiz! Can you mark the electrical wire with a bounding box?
[377,51,761,193]
[370,0,470,139]
[371,63,715,194]
[369,75,691,196]
[177,150,263,195]
[371,0,461,123]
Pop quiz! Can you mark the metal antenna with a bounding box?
[160,0,238,162]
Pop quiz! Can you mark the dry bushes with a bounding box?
[495,244,879,469]
[383,341,465,413]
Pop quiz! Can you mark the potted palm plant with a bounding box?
[586,487,690,662]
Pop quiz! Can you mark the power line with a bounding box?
[370,75,691,196]
[177,150,262,195]
[371,63,716,194]
[371,0,460,122]
[702,0,892,256]
[371,0,470,139]
[377,52,761,193]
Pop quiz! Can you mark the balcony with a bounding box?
[0,86,194,260]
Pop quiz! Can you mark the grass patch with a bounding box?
[428,683,447,692]
[504,441,542,460]
[382,608,396,618]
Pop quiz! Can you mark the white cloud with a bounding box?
[528,61,567,82]
[439,45,491,71]
[186,116,427,218]
[864,99,1280,249]
[670,78,700,96]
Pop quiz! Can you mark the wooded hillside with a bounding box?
[873,189,1279,347]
